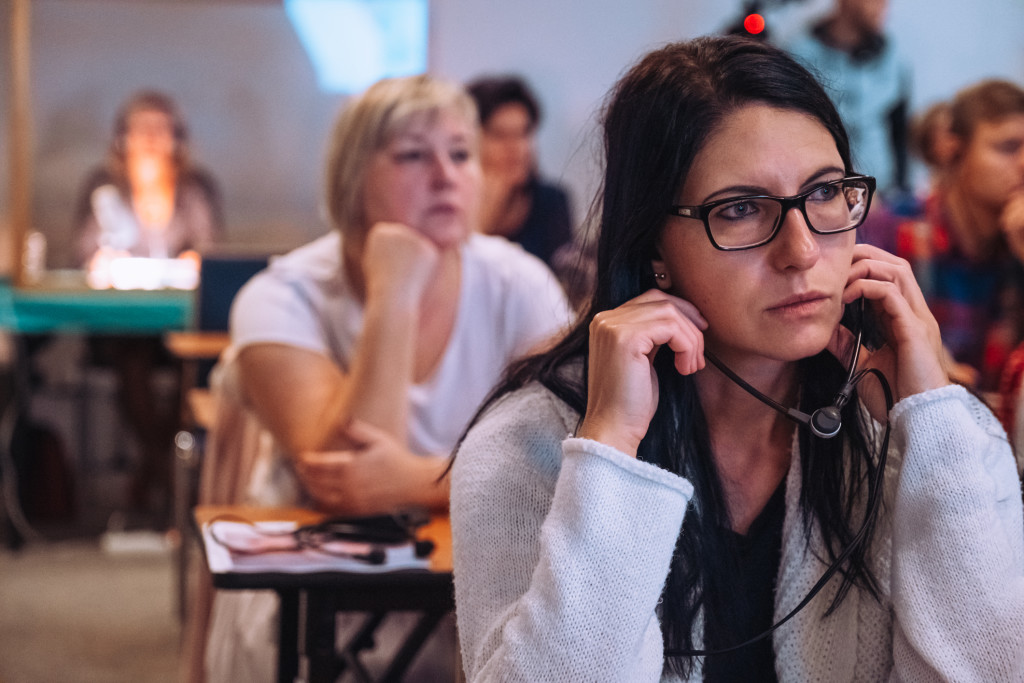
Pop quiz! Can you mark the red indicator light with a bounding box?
[744,13,766,34]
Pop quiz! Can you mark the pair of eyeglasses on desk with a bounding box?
[207,509,435,566]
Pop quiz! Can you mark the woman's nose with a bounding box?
[431,153,458,187]
[769,206,820,270]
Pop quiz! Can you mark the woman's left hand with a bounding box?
[827,244,949,422]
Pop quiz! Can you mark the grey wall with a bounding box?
[2,0,343,268]
[2,0,1022,270]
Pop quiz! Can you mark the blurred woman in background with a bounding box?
[894,79,1024,390]
[75,90,221,272]
[72,90,222,515]
[467,76,575,269]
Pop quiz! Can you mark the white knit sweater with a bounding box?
[450,382,1024,682]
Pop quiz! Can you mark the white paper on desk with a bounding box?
[204,521,430,574]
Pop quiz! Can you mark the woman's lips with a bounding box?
[767,292,831,316]
[427,202,459,215]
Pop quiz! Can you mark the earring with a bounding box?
[654,273,666,280]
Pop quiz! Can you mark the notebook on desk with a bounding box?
[202,517,431,575]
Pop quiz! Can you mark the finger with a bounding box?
[296,450,355,467]
[847,246,915,285]
[626,297,708,375]
[670,321,705,375]
[626,289,709,330]
[602,304,706,374]
[594,299,698,351]
[846,253,930,314]
[844,278,940,353]
[844,278,915,321]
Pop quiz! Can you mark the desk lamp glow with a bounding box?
[86,185,200,290]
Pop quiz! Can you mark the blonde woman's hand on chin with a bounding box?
[361,221,441,306]
[576,289,708,457]
[828,244,950,423]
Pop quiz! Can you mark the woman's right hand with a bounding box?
[294,419,447,515]
[576,289,708,457]
[361,221,441,306]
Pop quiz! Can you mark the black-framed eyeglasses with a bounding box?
[668,175,876,251]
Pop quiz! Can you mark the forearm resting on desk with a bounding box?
[236,348,449,514]
[237,344,351,453]
[237,297,419,453]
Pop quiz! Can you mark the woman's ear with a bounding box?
[651,255,672,290]
[946,132,967,166]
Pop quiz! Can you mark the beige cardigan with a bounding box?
[451,382,1024,681]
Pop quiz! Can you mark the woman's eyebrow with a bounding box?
[700,184,769,203]
[699,166,847,203]
[391,134,428,146]
[800,165,847,187]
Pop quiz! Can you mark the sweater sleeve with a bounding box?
[889,384,1024,681]
[450,384,693,682]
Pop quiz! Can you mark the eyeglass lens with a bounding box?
[709,179,870,248]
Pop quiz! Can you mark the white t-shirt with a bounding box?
[230,230,572,456]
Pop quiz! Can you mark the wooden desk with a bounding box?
[163,329,230,426]
[194,505,453,683]
[163,330,231,361]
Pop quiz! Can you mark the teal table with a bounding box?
[0,271,194,334]
[0,272,195,546]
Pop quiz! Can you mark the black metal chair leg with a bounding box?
[378,611,447,683]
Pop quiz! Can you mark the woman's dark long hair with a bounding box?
[456,36,883,676]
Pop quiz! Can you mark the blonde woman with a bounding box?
[205,75,571,682]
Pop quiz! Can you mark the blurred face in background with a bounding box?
[953,113,1024,213]
[479,103,535,187]
[123,108,177,181]
[361,107,481,250]
[839,0,889,36]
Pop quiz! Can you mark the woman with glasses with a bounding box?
[450,36,1024,681]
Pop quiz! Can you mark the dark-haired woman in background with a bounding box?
[466,76,574,269]
[450,36,1024,681]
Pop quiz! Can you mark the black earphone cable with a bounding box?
[703,299,865,440]
[664,367,892,658]
[665,298,891,658]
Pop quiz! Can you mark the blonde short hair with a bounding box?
[323,75,479,237]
